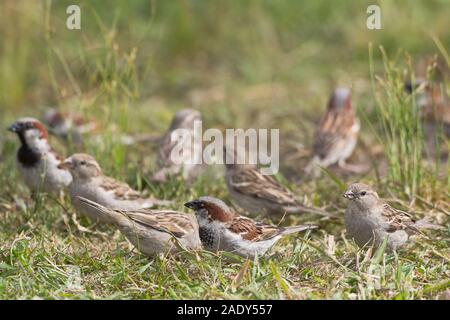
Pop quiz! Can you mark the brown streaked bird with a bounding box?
[305,88,360,176]
[404,79,450,137]
[151,109,203,182]
[185,196,317,258]
[343,183,445,250]
[223,146,332,217]
[77,197,202,256]
[42,108,98,145]
[64,153,172,223]
[8,117,72,194]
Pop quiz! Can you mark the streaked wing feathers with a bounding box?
[125,210,196,237]
[226,216,281,242]
[382,204,420,234]
[100,176,143,201]
[313,109,356,159]
[230,168,298,206]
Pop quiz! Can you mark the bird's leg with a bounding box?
[70,212,94,234]
[70,212,108,237]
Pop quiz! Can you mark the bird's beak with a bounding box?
[7,122,21,133]
[184,200,202,210]
[62,158,74,169]
[343,191,355,200]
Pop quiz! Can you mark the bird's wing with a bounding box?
[100,176,144,201]
[313,109,357,159]
[125,210,197,238]
[229,168,298,206]
[381,204,421,234]
[226,216,281,242]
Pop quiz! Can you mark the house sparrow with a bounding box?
[224,147,331,217]
[305,88,360,176]
[184,196,317,258]
[42,108,98,145]
[343,183,445,250]
[151,109,203,182]
[404,79,450,137]
[76,197,202,256]
[7,117,72,194]
[64,153,171,223]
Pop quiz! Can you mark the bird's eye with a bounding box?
[360,191,367,196]
[80,161,86,165]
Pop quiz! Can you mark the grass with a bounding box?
[370,47,425,199]
[0,0,449,299]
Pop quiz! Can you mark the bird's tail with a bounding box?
[416,218,446,231]
[76,196,123,224]
[280,224,318,236]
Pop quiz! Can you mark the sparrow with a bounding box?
[343,183,445,250]
[184,196,317,258]
[305,88,360,175]
[76,197,202,256]
[7,117,72,194]
[42,108,98,145]
[151,109,203,182]
[224,147,331,217]
[64,153,171,223]
[404,79,450,137]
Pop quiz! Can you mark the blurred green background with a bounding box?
[1,0,449,114]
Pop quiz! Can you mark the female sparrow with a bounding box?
[185,196,317,259]
[224,146,331,217]
[76,197,202,256]
[405,79,450,137]
[64,153,171,223]
[343,183,445,250]
[42,108,98,145]
[151,109,203,182]
[305,88,360,176]
[8,117,72,194]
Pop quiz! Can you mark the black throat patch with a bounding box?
[17,140,41,168]
[199,227,216,250]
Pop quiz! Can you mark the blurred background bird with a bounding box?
[42,108,98,146]
[151,109,204,182]
[305,88,362,176]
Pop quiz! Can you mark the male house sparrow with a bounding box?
[151,109,203,182]
[64,153,171,223]
[343,183,444,250]
[8,117,72,194]
[224,147,331,217]
[305,88,360,176]
[185,196,317,259]
[77,197,202,256]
